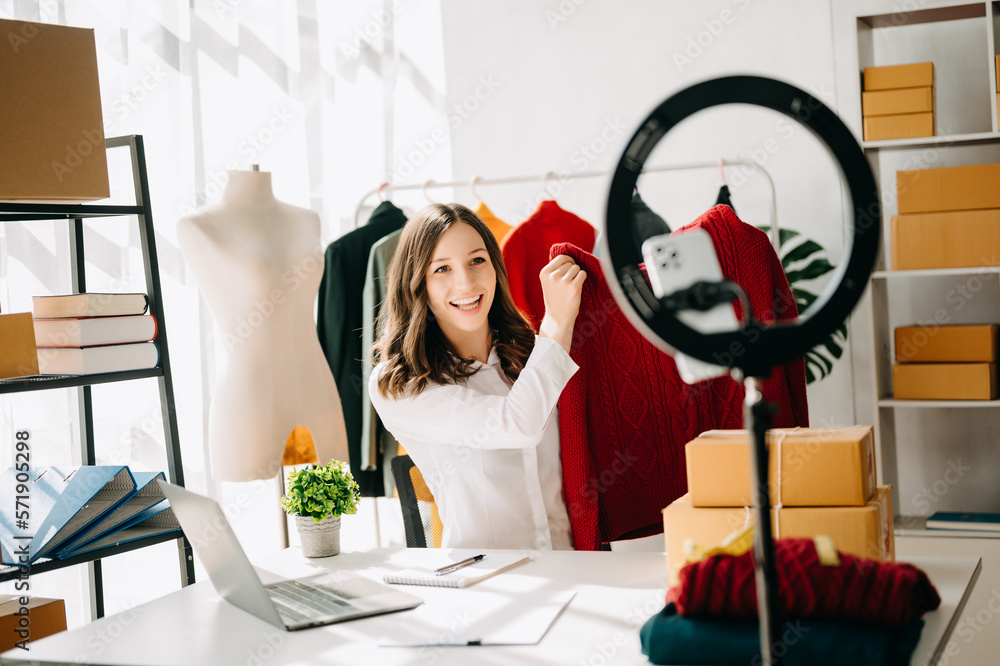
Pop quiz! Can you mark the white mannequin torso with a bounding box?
[177,171,348,481]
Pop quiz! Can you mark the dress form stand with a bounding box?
[178,168,348,482]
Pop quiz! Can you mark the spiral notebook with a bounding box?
[383,553,529,588]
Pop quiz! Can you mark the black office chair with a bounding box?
[390,455,442,548]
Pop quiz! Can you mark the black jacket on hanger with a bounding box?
[715,185,736,213]
[317,200,407,496]
[594,193,671,263]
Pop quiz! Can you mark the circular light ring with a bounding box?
[603,76,881,377]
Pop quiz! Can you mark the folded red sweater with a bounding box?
[552,204,808,551]
[668,538,941,627]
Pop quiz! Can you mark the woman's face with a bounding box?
[424,221,497,343]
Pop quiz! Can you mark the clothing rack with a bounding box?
[352,159,781,250]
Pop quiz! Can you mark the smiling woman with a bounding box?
[369,203,587,550]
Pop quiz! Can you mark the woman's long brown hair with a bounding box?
[372,203,535,399]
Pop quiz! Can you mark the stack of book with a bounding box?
[861,61,934,141]
[32,293,159,375]
[0,466,181,566]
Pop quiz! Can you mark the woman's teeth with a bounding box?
[451,296,481,311]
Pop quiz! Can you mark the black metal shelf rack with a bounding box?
[0,135,195,618]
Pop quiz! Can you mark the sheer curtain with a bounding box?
[0,0,445,629]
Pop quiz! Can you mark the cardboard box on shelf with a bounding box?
[685,426,876,508]
[897,163,1000,214]
[863,62,933,91]
[863,112,934,141]
[0,18,109,202]
[895,324,999,363]
[663,486,894,585]
[995,54,999,90]
[0,313,39,379]
[893,362,997,400]
[890,209,1000,270]
[862,86,933,117]
[0,596,67,652]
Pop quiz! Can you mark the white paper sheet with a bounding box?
[379,590,576,646]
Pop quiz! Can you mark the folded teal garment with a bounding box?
[640,604,924,666]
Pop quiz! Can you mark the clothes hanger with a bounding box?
[422,179,436,204]
[470,175,484,205]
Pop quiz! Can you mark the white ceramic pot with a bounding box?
[295,514,341,557]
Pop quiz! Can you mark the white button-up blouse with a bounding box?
[369,335,578,550]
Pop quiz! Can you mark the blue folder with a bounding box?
[49,471,166,557]
[0,466,136,565]
[57,500,181,558]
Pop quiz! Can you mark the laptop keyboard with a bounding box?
[267,580,354,623]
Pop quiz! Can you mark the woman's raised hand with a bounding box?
[538,254,586,353]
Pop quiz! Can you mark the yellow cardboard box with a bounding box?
[890,209,1000,270]
[895,324,999,363]
[863,112,933,141]
[863,62,933,91]
[862,86,933,117]
[893,363,997,400]
[0,596,67,652]
[685,426,876,507]
[0,313,39,379]
[897,163,1000,214]
[0,18,109,202]
[663,486,895,585]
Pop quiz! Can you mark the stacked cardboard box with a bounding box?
[893,324,999,400]
[663,426,894,584]
[862,62,934,141]
[0,596,66,652]
[892,162,1000,270]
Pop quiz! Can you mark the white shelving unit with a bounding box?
[857,1,1000,539]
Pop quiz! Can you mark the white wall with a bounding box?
[432,0,857,427]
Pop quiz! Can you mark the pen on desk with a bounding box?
[434,554,486,575]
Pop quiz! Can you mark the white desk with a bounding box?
[0,549,980,666]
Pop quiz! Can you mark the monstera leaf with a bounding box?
[758,226,844,384]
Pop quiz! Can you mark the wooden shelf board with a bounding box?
[873,266,1000,278]
[860,3,986,29]
[863,130,1000,150]
[879,398,1000,407]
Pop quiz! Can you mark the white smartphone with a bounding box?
[640,228,739,383]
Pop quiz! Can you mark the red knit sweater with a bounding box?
[668,538,940,627]
[552,204,808,551]
[501,200,597,331]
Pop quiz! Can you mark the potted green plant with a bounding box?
[280,460,360,557]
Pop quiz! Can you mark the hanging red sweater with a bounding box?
[552,204,808,551]
[501,200,597,331]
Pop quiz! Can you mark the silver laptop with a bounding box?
[158,481,423,630]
